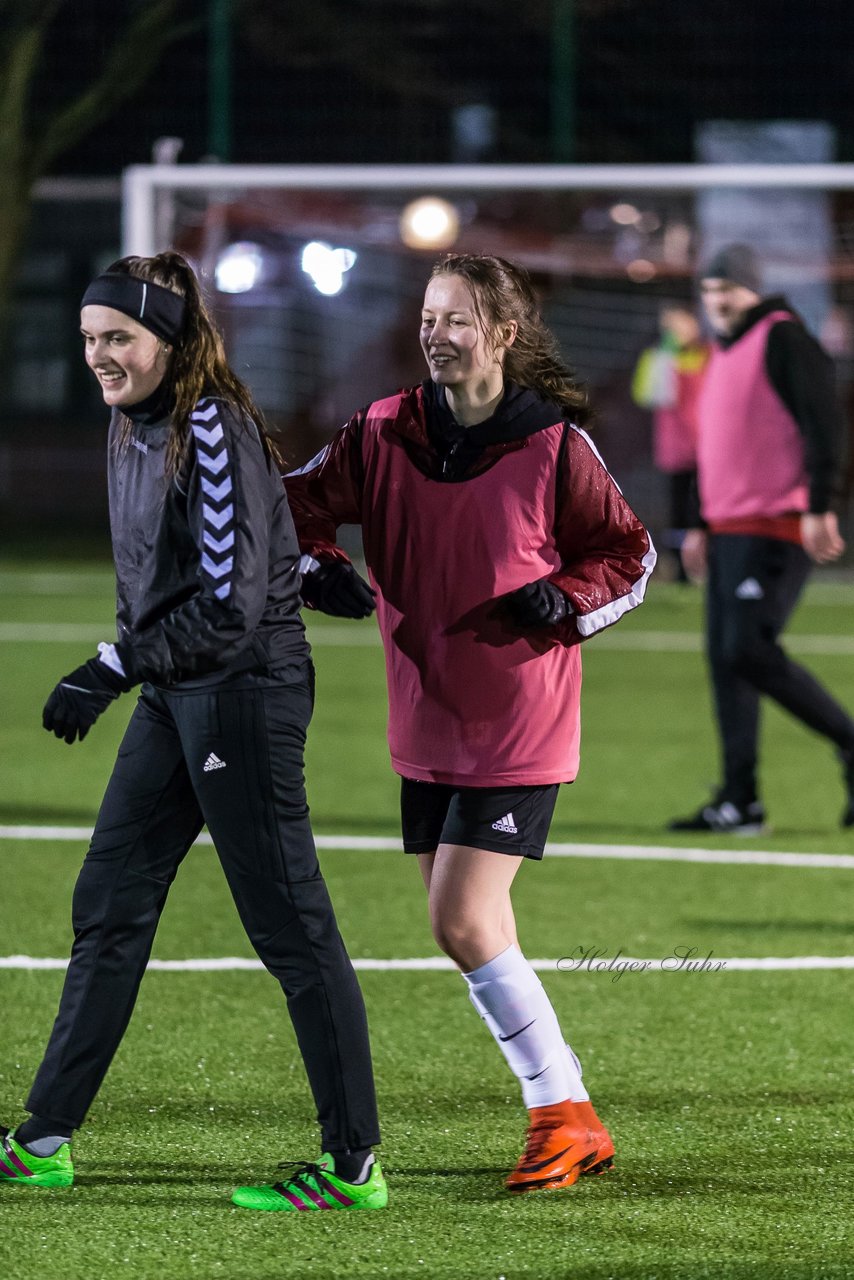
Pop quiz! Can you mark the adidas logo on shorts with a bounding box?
[203,752,227,772]
[491,812,518,834]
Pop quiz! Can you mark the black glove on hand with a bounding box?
[300,562,376,619]
[43,657,131,744]
[505,579,569,627]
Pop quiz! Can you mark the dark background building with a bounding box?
[35,1,854,171]
[3,0,854,546]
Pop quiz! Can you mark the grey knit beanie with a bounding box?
[700,243,762,293]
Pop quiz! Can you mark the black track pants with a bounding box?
[706,534,854,803]
[27,664,380,1152]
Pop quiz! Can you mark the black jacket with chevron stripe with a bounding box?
[107,395,307,686]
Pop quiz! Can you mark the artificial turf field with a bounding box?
[1,558,853,1280]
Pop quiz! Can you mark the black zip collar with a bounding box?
[423,379,563,446]
[718,295,796,350]
[389,380,566,482]
[122,379,175,427]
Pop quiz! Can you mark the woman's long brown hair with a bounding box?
[106,251,280,474]
[430,253,590,425]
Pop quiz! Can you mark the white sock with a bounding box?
[566,1044,585,1086]
[463,945,589,1107]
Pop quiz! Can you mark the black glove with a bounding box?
[42,657,131,744]
[300,562,376,619]
[504,579,569,627]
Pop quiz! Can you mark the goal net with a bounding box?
[123,163,854,540]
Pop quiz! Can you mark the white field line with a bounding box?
[595,630,854,656]
[803,585,854,605]
[0,574,114,595]
[3,573,852,604]
[347,627,836,656]
[0,954,852,973]
[0,623,115,642]
[1,825,853,869]
[3,621,854,655]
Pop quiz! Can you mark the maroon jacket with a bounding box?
[285,382,655,785]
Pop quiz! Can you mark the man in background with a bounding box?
[631,304,708,581]
[671,244,854,833]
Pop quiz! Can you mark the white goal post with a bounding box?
[123,163,854,257]
[118,161,854,549]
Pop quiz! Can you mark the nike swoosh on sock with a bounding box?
[499,1019,536,1043]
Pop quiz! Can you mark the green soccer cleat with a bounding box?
[231,1152,388,1212]
[0,1128,74,1189]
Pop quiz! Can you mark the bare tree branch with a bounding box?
[0,21,48,183]
[30,0,198,178]
[0,0,194,341]
[0,0,64,31]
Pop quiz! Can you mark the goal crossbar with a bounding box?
[122,163,854,256]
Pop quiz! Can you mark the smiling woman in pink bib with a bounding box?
[286,253,656,1194]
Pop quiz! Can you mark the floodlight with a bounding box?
[215,242,264,293]
[301,241,357,296]
[400,197,460,250]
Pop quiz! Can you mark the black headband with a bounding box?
[80,272,186,343]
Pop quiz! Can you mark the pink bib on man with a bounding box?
[697,312,809,523]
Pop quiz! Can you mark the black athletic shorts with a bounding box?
[400,778,560,860]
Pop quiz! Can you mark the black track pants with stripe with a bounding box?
[707,534,854,803]
[26,663,380,1152]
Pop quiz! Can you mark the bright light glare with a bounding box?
[301,242,357,296]
[626,258,656,283]
[610,202,640,226]
[215,242,264,293]
[400,197,460,250]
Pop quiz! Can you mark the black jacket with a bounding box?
[109,393,307,687]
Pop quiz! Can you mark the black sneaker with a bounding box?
[669,796,767,835]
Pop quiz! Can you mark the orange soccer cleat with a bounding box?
[506,1100,615,1193]
[571,1099,616,1176]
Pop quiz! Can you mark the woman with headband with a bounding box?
[0,252,388,1213]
